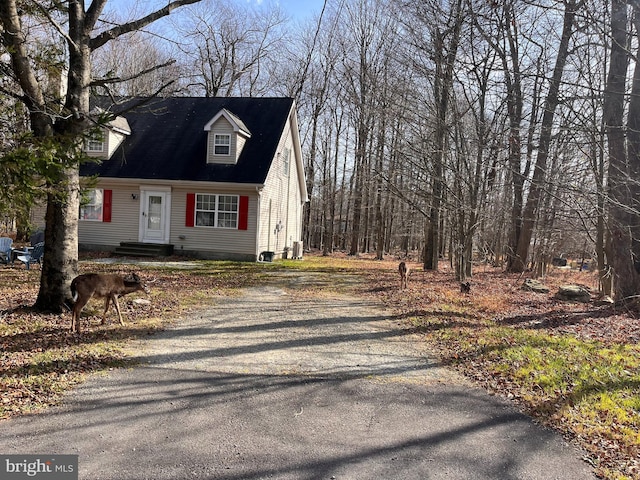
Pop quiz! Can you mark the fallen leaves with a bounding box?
[348,256,639,480]
[1,253,639,479]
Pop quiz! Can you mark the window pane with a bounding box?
[218,195,238,212]
[87,131,105,152]
[283,148,290,175]
[214,134,230,155]
[195,193,216,227]
[217,212,237,228]
[195,194,238,228]
[196,194,215,210]
[196,211,215,227]
[216,196,238,228]
[147,195,162,231]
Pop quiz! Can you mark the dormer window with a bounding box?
[87,131,105,153]
[214,134,231,155]
[84,114,130,159]
[204,108,251,164]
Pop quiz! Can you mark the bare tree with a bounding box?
[332,0,395,256]
[397,0,465,269]
[92,31,182,96]
[175,0,287,97]
[511,0,581,272]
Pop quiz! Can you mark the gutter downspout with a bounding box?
[255,186,262,261]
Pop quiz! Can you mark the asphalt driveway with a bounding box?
[0,281,595,479]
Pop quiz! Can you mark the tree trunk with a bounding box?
[303,120,317,250]
[423,0,463,271]
[604,0,639,301]
[349,144,364,256]
[617,4,640,299]
[35,175,79,311]
[498,1,525,273]
[513,0,576,273]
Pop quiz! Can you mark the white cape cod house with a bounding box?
[73,97,307,261]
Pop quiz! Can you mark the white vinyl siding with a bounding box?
[78,185,140,246]
[107,131,127,157]
[75,184,257,257]
[237,135,247,157]
[258,118,304,255]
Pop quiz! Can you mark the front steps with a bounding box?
[113,242,174,257]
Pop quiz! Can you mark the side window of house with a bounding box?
[214,134,230,155]
[195,194,238,228]
[80,189,104,221]
[86,131,105,153]
[283,148,290,176]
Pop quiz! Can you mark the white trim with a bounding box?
[96,177,265,192]
[140,184,172,192]
[289,103,309,202]
[203,109,251,138]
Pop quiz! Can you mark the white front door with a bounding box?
[140,188,171,243]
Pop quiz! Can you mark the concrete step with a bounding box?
[114,242,174,257]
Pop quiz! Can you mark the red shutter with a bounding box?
[103,189,112,222]
[238,195,249,230]
[186,193,195,227]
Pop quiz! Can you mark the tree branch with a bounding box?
[89,0,202,51]
[0,0,46,112]
[90,59,177,86]
[85,0,108,34]
[30,1,80,53]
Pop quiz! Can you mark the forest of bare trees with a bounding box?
[287,0,640,300]
[1,0,639,304]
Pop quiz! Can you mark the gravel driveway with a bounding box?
[0,275,595,479]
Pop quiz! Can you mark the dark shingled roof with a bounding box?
[80,97,294,184]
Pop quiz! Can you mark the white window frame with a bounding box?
[79,188,104,221]
[214,134,231,155]
[195,194,239,229]
[86,131,105,153]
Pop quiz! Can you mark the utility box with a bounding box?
[292,241,303,259]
